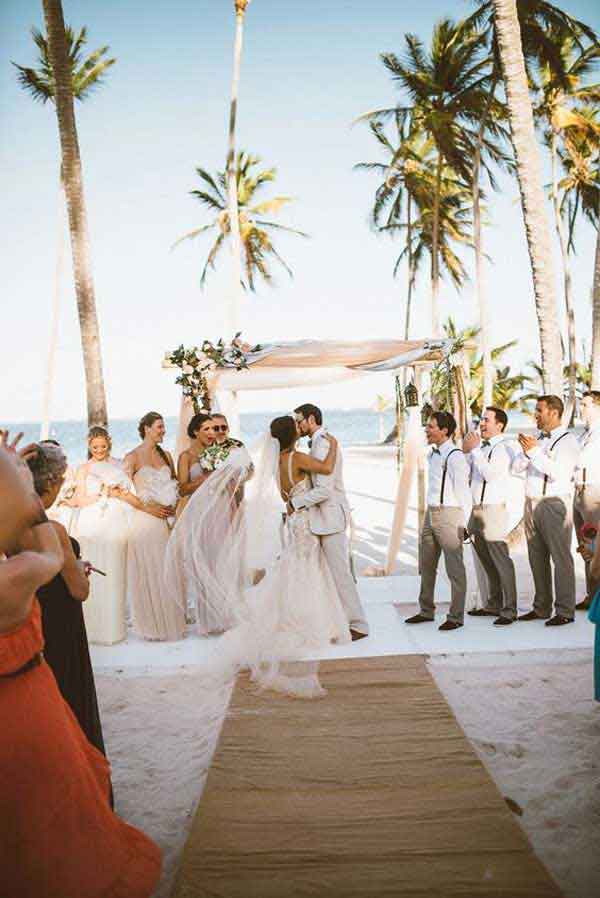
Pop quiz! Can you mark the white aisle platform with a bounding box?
[90,575,593,671]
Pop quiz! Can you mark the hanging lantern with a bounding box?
[404,381,419,408]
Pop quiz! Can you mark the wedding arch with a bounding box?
[163,337,464,576]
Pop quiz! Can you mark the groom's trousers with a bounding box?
[321,530,369,636]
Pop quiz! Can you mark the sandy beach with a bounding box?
[91,446,599,897]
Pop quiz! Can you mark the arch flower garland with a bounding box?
[166,334,261,414]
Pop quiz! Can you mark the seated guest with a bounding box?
[574,391,600,610]
[463,406,518,625]
[69,427,130,645]
[25,441,107,760]
[176,413,215,518]
[0,441,162,898]
[513,395,579,626]
[405,411,472,631]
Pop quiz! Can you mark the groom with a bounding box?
[292,404,369,641]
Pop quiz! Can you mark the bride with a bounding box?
[165,414,351,695]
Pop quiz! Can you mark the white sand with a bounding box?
[90,446,599,897]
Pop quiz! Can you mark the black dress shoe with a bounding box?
[575,596,591,611]
[518,610,543,621]
[545,615,574,627]
[405,613,434,624]
[438,620,463,631]
[493,617,514,626]
[350,629,368,641]
[468,609,498,617]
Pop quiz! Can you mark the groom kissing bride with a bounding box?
[291,404,369,642]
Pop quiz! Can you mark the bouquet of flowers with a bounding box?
[200,442,236,473]
[165,334,261,414]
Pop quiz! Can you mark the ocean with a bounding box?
[4,409,400,467]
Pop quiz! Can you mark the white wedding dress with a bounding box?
[128,466,185,641]
[73,460,130,645]
[165,436,350,696]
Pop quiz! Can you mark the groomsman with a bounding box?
[463,406,518,625]
[406,411,471,631]
[574,391,600,609]
[513,395,580,625]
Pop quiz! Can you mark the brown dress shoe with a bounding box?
[575,596,591,611]
[438,620,463,631]
[545,615,574,626]
[405,613,434,624]
[350,629,368,641]
[467,609,498,617]
[518,610,543,621]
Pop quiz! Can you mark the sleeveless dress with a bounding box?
[127,466,185,641]
[73,460,130,645]
[271,454,351,649]
[0,600,161,898]
[37,536,106,758]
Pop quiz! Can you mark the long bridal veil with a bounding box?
[164,433,324,698]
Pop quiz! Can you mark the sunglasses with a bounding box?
[213,425,229,433]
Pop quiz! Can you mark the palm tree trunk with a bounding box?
[592,225,600,389]
[405,193,414,342]
[431,153,443,338]
[41,175,66,440]
[226,1,248,335]
[550,132,576,418]
[492,0,563,395]
[473,82,497,408]
[42,0,107,428]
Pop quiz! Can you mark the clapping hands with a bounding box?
[462,431,480,453]
[518,433,538,454]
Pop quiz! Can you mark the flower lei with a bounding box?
[166,334,261,414]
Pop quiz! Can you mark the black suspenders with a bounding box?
[542,432,571,496]
[440,449,461,505]
[479,443,498,504]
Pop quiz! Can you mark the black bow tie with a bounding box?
[308,439,312,449]
[539,431,550,440]
[432,448,441,454]
[481,440,491,448]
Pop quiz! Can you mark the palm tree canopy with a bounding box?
[13,25,116,103]
[174,152,308,292]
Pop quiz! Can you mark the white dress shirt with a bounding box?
[512,426,579,498]
[427,439,472,521]
[575,421,600,486]
[468,434,514,506]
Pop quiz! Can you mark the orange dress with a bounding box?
[0,600,161,898]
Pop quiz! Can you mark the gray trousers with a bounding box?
[418,506,466,624]
[468,504,517,620]
[524,496,575,619]
[321,530,369,635]
[573,485,600,596]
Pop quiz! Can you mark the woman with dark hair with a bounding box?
[24,442,109,764]
[67,427,130,645]
[112,413,185,641]
[176,413,215,518]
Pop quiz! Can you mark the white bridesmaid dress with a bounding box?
[127,466,186,641]
[73,460,131,645]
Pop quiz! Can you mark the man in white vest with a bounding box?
[513,394,580,625]
[292,404,369,640]
[574,391,600,609]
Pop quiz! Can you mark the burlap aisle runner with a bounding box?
[172,655,562,898]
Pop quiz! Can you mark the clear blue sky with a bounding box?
[1,0,599,423]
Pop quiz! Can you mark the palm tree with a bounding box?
[533,31,600,415]
[14,24,115,436]
[174,152,307,290]
[594,229,600,388]
[490,0,563,394]
[226,0,252,334]
[374,19,502,338]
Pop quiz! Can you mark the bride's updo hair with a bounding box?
[87,426,111,459]
[270,415,297,451]
[187,413,212,439]
[138,411,163,440]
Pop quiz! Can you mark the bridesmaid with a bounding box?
[176,413,215,518]
[112,412,185,641]
[26,442,107,759]
[69,427,129,645]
